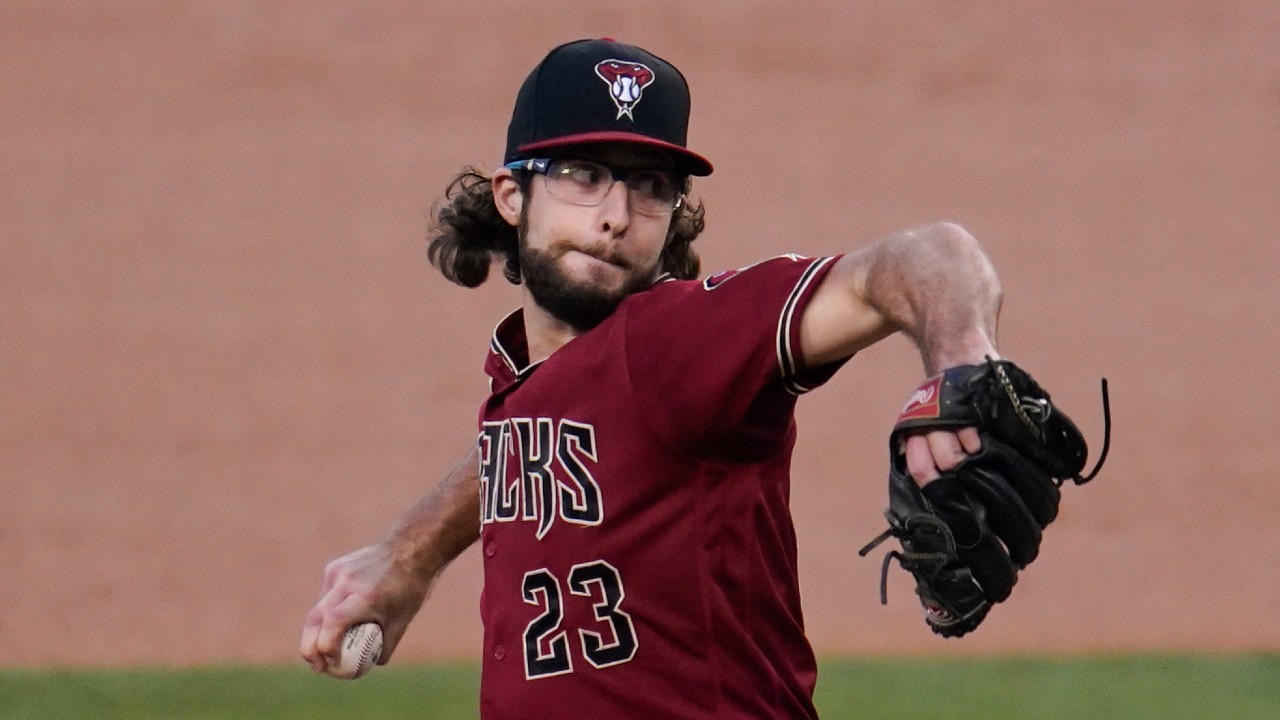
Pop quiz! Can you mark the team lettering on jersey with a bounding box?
[479,418,603,539]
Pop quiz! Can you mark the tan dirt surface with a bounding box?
[3,1,1278,667]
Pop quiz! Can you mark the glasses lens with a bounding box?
[543,160,680,216]
[624,170,681,214]
[545,160,610,205]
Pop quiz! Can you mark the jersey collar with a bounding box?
[485,309,541,389]
[486,276,677,389]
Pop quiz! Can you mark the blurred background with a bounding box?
[3,0,1277,668]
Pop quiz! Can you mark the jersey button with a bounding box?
[484,542,496,557]
[493,644,506,661]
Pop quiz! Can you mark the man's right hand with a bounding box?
[300,446,482,676]
[300,542,431,676]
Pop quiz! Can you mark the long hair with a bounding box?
[427,168,706,287]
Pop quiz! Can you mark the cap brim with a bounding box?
[517,131,713,176]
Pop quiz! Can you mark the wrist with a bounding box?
[381,525,442,582]
[923,328,999,374]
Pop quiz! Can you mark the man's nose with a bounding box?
[597,179,632,234]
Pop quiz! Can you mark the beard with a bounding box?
[518,233,659,332]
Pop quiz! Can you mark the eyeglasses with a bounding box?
[505,158,685,217]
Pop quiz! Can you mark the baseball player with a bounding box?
[301,38,1102,719]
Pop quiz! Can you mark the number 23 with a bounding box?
[521,560,638,679]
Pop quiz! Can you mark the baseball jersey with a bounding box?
[476,254,847,719]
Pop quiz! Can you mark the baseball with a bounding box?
[329,622,383,679]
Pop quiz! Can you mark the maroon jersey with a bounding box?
[477,255,846,719]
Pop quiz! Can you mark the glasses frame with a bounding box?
[505,157,686,215]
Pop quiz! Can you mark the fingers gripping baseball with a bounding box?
[300,543,429,677]
[311,581,377,670]
[301,552,380,675]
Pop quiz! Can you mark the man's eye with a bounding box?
[559,163,606,186]
[631,172,675,198]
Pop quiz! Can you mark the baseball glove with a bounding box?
[858,358,1110,638]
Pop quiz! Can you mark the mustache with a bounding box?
[548,240,630,269]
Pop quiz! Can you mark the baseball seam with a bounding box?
[356,630,378,670]
[346,626,381,676]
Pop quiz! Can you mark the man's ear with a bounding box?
[492,168,523,227]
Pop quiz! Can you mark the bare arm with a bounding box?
[799,222,1001,373]
[384,447,483,580]
[300,445,480,675]
[799,222,1002,480]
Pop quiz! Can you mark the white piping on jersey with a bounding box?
[776,256,837,396]
[490,337,515,375]
[489,311,521,377]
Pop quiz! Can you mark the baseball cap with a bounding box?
[505,38,714,176]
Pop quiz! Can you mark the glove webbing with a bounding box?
[987,358,1113,487]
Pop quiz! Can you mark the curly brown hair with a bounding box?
[427,168,706,288]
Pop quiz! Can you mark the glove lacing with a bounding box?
[857,514,957,605]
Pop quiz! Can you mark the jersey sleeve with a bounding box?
[622,254,849,459]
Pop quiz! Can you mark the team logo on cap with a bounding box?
[595,59,655,120]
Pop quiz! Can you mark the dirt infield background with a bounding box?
[3,1,1278,667]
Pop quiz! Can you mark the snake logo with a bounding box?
[595,59,655,120]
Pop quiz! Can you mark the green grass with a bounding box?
[0,654,1276,719]
[814,654,1280,719]
[0,663,480,720]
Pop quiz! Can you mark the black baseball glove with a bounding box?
[858,358,1110,638]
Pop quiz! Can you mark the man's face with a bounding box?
[513,145,680,331]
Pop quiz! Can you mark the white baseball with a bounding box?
[330,622,383,679]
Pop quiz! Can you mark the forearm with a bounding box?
[383,445,481,582]
[301,444,481,671]
[858,222,1002,373]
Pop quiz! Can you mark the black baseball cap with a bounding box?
[504,38,714,176]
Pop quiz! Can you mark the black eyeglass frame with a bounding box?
[504,157,686,213]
